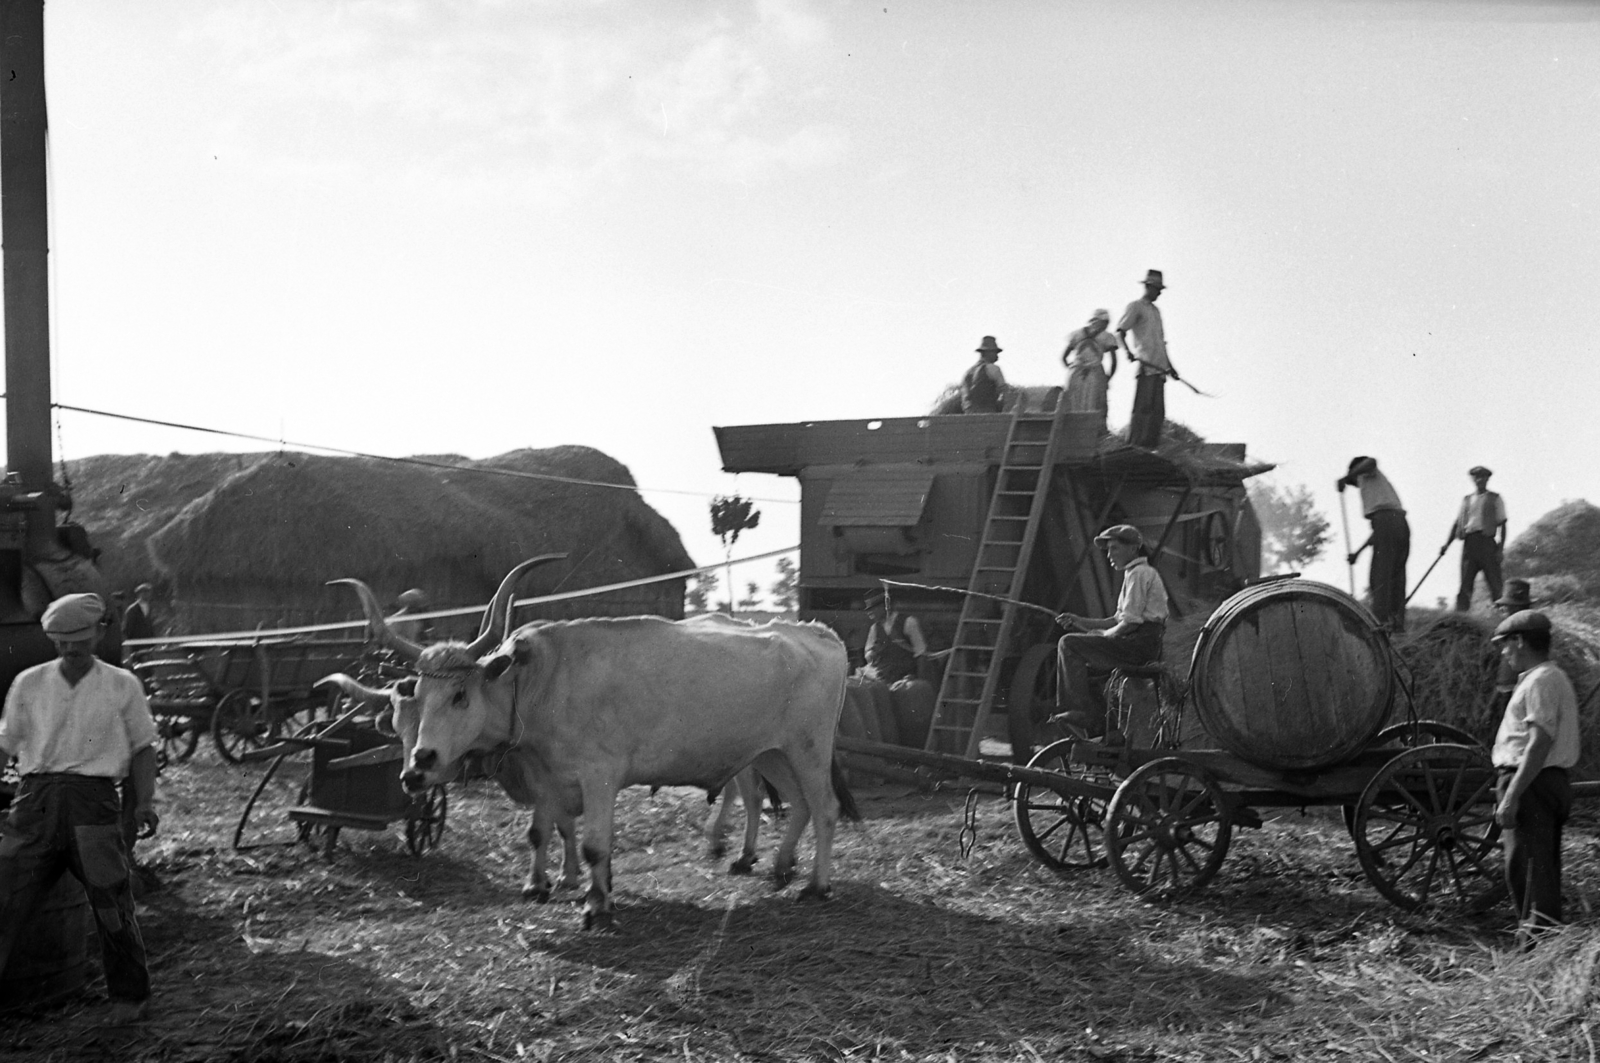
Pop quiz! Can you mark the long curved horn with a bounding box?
[328,577,424,662]
[468,553,567,657]
[314,672,395,707]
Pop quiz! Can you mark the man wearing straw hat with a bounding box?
[1338,456,1410,632]
[960,336,1008,413]
[1443,465,1507,612]
[1062,308,1120,427]
[862,587,928,685]
[0,593,159,1023]
[1051,524,1169,738]
[1490,609,1579,936]
[1116,269,1180,448]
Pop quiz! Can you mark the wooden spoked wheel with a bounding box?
[1012,739,1110,871]
[1105,757,1232,898]
[405,785,449,856]
[156,714,200,769]
[212,690,271,764]
[1351,743,1501,912]
[1344,721,1483,837]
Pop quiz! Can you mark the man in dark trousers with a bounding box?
[862,588,927,685]
[1116,269,1180,448]
[1052,524,1169,738]
[0,593,160,1023]
[960,336,1007,413]
[122,582,157,641]
[1339,456,1411,632]
[1442,465,1507,611]
[1491,610,1579,938]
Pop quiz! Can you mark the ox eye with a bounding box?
[452,690,466,707]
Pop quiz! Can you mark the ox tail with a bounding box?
[831,759,861,823]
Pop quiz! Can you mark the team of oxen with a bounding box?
[315,556,859,931]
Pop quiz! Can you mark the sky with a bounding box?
[6,0,1598,612]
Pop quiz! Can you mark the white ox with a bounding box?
[332,558,856,929]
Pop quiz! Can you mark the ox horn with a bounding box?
[468,553,568,658]
[314,672,395,707]
[327,577,425,663]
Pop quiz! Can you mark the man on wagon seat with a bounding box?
[1051,524,1169,738]
[862,588,927,685]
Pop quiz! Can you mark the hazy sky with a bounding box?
[10,0,1599,609]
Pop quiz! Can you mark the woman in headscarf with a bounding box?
[1061,308,1119,426]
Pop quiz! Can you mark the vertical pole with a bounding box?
[0,0,56,555]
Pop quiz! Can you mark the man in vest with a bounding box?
[1491,609,1580,937]
[960,336,1007,414]
[1052,524,1169,738]
[1339,456,1411,632]
[0,593,159,1023]
[1442,465,1507,612]
[863,588,927,685]
[1116,269,1180,448]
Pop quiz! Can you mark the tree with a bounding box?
[685,571,718,614]
[710,494,761,614]
[739,581,762,610]
[770,556,798,612]
[1249,480,1332,574]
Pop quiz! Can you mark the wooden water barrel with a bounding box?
[0,868,89,1010]
[1189,579,1393,771]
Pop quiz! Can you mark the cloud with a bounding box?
[192,0,846,200]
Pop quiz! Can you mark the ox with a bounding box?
[330,559,855,929]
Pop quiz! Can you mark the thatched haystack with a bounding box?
[1505,499,1600,602]
[64,447,693,635]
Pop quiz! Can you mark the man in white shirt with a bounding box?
[1338,455,1411,632]
[1052,525,1169,738]
[0,593,159,1023]
[1116,270,1180,448]
[1490,610,1579,934]
[1442,465,1507,612]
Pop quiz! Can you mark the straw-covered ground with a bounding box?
[5,745,1600,1063]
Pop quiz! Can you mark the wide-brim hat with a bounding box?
[1492,609,1551,641]
[1141,269,1165,288]
[865,587,888,607]
[1495,579,1533,609]
[1094,524,1144,547]
[1469,465,1492,478]
[975,335,1002,354]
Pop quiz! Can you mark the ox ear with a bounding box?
[483,653,514,682]
[396,677,417,697]
[480,633,536,683]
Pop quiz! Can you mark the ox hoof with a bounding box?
[797,883,834,903]
[708,840,728,860]
[771,866,797,889]
[583,909,619,933]
[521,885,553,904]
[728,855,757,876]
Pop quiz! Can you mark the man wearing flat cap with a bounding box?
[123,582,158,642]
[0,593,159,1023]
[960,336,1008,414]
[1338,456,1410,632]
[1490,610,1580,936]
[1116,270,1180,448]
[1442,466,1507,612]
[1052,524,1169,738]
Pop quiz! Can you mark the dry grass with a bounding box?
[6,751,1600,1062]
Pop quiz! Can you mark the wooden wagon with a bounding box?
[127,636,375,765]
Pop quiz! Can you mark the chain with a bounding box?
[957,789,979,859]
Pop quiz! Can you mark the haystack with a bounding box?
[1505,499,1600,602]
[64,447,693,635]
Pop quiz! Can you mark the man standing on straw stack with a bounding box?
[1490,609,1579,939]
[1443,465,1507,612]
[1339,456,1410,632]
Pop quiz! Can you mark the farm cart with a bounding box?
[134,636,374,764]
[232,704,447,858]
[837,579,1513,914]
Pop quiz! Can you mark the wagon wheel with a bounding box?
[212,690,271,764]
[405,785,449,856]
[1006,642,1059,765]
[1351,743,1501,912]
[1343,721,1482,836]
[157,714,201,768]
[1012,738,1110,871]
[1104,756,1232,898]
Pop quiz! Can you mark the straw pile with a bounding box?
[64,447,693,633]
